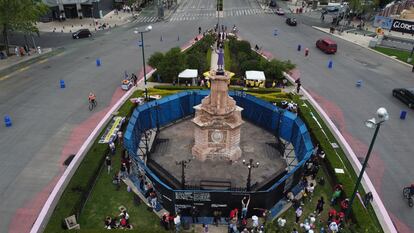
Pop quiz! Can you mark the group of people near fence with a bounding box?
[104,209,133,229]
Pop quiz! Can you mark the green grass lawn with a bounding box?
[266,167,334,233]
[374,47,414,65]
[78,145,167,233]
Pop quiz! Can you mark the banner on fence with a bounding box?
[373,16,394,30]
[390,18,414,34]
[99,116,125,143]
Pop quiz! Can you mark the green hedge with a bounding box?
[152,85,207,90]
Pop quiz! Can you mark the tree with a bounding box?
[157,47,187,83]
[186,51,206,74]
[0,0,48,55]
[148,52,164,68]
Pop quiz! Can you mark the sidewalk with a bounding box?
[0,48,55,78]
[36,10,133,33]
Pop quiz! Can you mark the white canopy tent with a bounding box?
[245,70,266,81]
[178,69,198,86]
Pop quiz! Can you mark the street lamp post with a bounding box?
[243,159,260,191]
[345,107,389,219]
[134,25,153,101]
[176,159,191,189]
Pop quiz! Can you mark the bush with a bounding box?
[206,48,212,70]
[148,52,164,68]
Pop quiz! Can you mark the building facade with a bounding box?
[42,0,114,19]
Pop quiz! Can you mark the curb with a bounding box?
[0,48,64,78]
[312,26,413,68]
[283,71,398,233]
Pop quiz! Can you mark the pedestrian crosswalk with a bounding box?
[132,16,160,23]
[132,7,276,23]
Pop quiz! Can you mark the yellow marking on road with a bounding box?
[18,66,30,72]
[39,59,48,64]
[0,74,11,81]
[56,51,65,57]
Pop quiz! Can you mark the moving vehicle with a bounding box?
[392,88,414,109]
[316,38,337,54]
[275,8,285,15]
[286,17,297,26]
[72,29,92,39]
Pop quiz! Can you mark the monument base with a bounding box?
[192,145,242,162]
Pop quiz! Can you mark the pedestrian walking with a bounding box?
[295,207,302,223]
[105,155,112,174]
[305,48,309,57]
[295,78,301,93]
[315,196,325,215]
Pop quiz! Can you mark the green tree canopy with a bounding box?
[0,0,48,54]
[148,52,164,68]
[157,47,187,83]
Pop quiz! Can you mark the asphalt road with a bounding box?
[0,15,216,233]
[0,0,413,232]
[225,12,414,232]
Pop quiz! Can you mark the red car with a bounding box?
[316,38,337,54]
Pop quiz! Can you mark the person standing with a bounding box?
[117,130,123,144]
[295,78,301,93]
[295,207,302,223]
[105,155,112,174]
[191,206,199,223]
[109,141,116,155]
[241,196,250,219]
[174,214,181,233]
[315,196,325,215]
[120,163,127,179]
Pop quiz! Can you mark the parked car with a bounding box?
[316,38,337,54]
[72,29,92,39]
[286,17,297,26]
[392,88,414,109]
[275,8,285,15]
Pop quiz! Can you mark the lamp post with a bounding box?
[176,159,191,189]
[243,159,260,191]
[345,107,389,219]
[134,25,152,101]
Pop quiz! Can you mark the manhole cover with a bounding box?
[84,56,90,59]
[42,65,51,69]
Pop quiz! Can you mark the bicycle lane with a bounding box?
[9,86,125,233]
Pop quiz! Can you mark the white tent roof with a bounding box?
[245,71,266,81]
[178,69,198,78]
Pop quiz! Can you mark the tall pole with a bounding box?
[346,123,381,219]
[181,162,186,189]
[247,165,252,191]
[140,31,148,101]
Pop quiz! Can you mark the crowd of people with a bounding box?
[104,209,133,229]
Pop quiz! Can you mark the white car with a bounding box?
[275,8,285,15]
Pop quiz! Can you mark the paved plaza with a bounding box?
[150,119,286,189]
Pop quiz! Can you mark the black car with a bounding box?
[72,29,92,39]
[286,17,297,26]
[392,88,414,108]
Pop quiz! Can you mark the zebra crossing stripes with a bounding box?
[133,16,159,23]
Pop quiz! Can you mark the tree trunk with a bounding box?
[2,24,10,56]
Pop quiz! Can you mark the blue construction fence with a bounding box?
[124,90,313,217]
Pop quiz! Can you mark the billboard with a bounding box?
[390,19,414,34]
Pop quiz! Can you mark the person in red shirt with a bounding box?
[328,208,337,222]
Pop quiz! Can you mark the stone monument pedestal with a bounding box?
[192,70,244,161]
